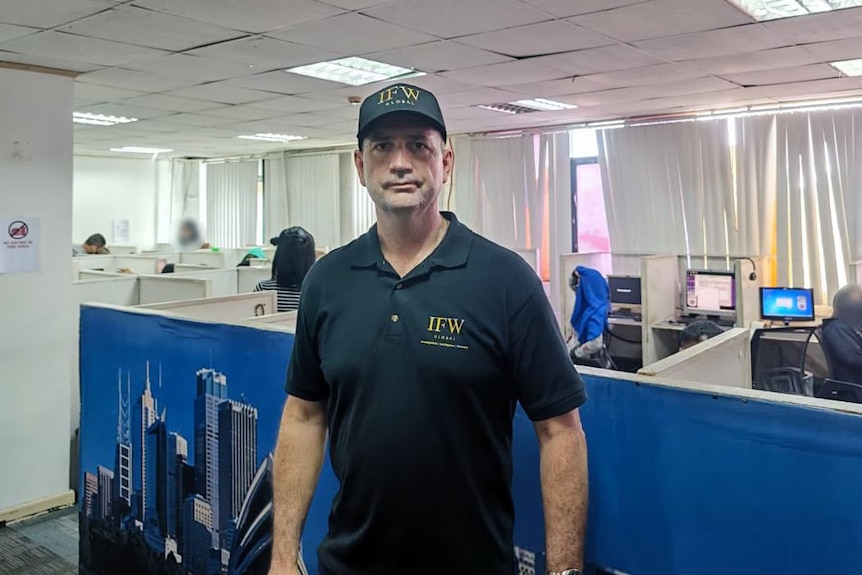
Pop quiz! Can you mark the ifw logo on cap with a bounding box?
[377,85,421,107]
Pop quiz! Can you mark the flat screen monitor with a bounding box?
[608,275,642,306]
[760,287,815,322]
[684,270,736,316]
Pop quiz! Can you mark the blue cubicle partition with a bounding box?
[80,306,862,575]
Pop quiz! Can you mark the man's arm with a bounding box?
[269,395,327,574]
[534,408,588,572]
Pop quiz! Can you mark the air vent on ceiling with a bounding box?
[476,103,540,115]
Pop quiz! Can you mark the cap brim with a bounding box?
[357,110,446,144]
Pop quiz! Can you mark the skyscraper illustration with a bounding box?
[97,465,115,521]
[195,368,227,544]
[83,471,98,520]
[183,495,214,575]
[114,370,132,518]
[168,431,188,547]
[218,399,258,544]
[135,362,158,523]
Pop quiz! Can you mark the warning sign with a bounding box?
[1,216,40,274]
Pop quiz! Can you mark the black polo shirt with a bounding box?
[286,212,586,575]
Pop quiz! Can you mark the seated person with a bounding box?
[73,233,109,256]
[568,266,609,360]
[821,284,862,385]
[237,247,265,267]
[678,320,723,351]
[255,226,315,312]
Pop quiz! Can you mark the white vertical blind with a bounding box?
[205,160,258,248]
[169,159,201,223]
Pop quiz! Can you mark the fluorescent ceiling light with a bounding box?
[587,119,625,127]
[286,57,424,86]
[509,98,577,111]
[726,0,862,21]
[477,104,522,115]
[74,112,138,126]
[830,58,862,76]
[110,146,173,154]
[237,133,307,143]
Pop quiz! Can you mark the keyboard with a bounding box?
[676,315,735,328]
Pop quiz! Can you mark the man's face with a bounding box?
[354,114,453,214]
[83,243,100,254]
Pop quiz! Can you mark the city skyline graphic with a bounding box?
[79,307,294,575]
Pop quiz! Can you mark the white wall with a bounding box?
[0,67,74,513]
[73,155,169,250]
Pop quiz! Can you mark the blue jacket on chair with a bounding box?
[570,265,610,345]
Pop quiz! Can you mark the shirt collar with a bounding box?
[351,212,472,270]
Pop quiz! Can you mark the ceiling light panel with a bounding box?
[286,57,424,86]
[73,112,139,126]
[510,98,577,111]
[110,146,173,154]
[237,133,307,142]
[726,0,862,21]
[831,58,862,76]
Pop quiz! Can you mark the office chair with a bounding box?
[757,367,814,396]
[817,379,862,404]
[570,334,618,370]
[751,327,817,397]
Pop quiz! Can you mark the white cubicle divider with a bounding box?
[243,310,298,330]
[638,327,751,388]
[107,245,138,255]
[734,257,767,328]
[170,267,238,297]
[74,255,115,271]
[513,248,540,275]
[73,276,140,307]
[179,249,243,268]
[140,251,180,264]
[138,275,212,305]
[237,266,271,293]
[78,270,127,280]
[641,255,680,365]
[138,291,277,321]
[173,263,215,272]
[112,255,161,275]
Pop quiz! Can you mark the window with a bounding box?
[569,129,610,254]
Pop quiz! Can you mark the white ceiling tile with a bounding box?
[583,62,705,88]
[319,0,403,7]
[746,77,862,100]
[455,20,612,58]
[167,82,281,104]
[441,59,565,86]
[0,0,119,28]
[194,105,285,121]
[534,44,665,75]
[77,68,194,92]
[76,102,175,120]
[0,31,168,66]
[228,70,343,95]
[188,37,338,70]
[164,113,235,127]
[634,24,790,61]
[721,64,840,87]
[366,40,512,73]
[655,88,777,107]
[0,23,38,43]
[691,46,821,75]
[246,95,345,113]
[303,75,479,106]
[75,83,148,102]
[128,120,195,133]
[58,6,244,52]
[121,94,224,113]
[435,86,534,106]
[570,0,753,42]
[133,0,345,34]
[0,49,102,73]
[803,37,862,62]
[125,54,259,83]
[520,0,654,18]
[561,76,738,106]
[269,13,436,55]
[362,0,548,38]
[504,77,608,97]
[765,7,862,44]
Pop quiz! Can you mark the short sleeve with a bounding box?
[285,289,330,401]
[253,281,262,292]
[510,286,586,421]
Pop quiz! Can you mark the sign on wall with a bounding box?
[0,215,40,274]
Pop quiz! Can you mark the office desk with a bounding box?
[652,321,684,332]
[608,317,642,328]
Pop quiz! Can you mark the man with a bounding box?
[73,233,109,256]
[678,320,723,351]
[269,83,589,575]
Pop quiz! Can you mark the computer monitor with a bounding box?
[760,287,815,323]
[608,275,642,307]
[684,270,736,317]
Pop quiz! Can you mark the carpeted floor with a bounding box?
[0,509,77,575]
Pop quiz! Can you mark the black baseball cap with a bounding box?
[357,83,447,145]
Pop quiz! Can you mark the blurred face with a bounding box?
[354,114,453,214]
[83,243,100,254]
